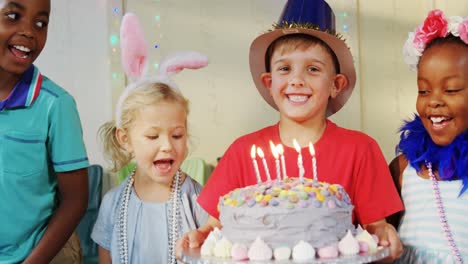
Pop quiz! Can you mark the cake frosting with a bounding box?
[198,178,375,261]
[219,178,355,249]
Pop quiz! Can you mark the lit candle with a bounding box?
[276,144,287,180]
[250,145,261,184]
[293,139,304,183]
[308,142,317,181]
[269,141,280,182]
[257,147,271,181]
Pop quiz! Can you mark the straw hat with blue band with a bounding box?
[249,0,356,116]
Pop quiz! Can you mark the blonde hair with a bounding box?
[265,34,340,74]
[99,82,190,172]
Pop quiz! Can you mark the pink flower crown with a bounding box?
[403,9,468,71]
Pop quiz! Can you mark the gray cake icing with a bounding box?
[218,178,355,249]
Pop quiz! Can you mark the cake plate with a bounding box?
[181,246,390,264]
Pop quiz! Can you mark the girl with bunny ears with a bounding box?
[91,13,209,264]
[389,9,468,264]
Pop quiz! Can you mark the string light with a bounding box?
[333,0,356,67]
[108,1,352,84]
[152,4,162,73]
[339,8,350,34]
[109,0,124,100]
[110,35,118,46]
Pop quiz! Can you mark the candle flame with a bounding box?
[308,142,315,156]
[257,147,265,158]
[270,141,279,159]
[276,144,284,155]
[292,139,301,153]
[250,145,256,159]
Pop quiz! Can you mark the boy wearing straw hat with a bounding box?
[178,0,403,261]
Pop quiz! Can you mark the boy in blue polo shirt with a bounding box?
[0,0,89,263]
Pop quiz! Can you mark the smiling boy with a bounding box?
[178,0,404,261]
[0,0,89,262]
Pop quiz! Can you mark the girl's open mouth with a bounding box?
[154,159,174,174]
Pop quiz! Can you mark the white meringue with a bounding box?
[292,240,315,262]
[355,230,378,253]
[200,239,215,256]
[338,230,359,256]
[231,243,249,261]
[273,246,291,261]
[213,237,232,258]
[248,237,273,261]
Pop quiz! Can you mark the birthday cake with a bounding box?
[219,177,354,249]
[199,178,383,261]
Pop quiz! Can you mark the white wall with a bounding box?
[358,0,468,161]
[35,0,111,166]
[124,0,361,165]
[36,1,468,168]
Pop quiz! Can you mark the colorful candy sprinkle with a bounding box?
[313,200,322,208]
[247,199,256,207]
[220,178,352,210]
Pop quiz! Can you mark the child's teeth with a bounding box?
[289,95,308,102]
[14,45,31,52]
[431,117,445,123]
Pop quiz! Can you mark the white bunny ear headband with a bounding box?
[115,13,209,128]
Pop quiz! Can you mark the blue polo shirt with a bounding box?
[0,65,89,263]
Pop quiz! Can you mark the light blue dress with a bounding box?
[91,174,208,263]
[395,166,468,264]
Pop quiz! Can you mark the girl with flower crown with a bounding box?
[389,9,468,264]
[91,13,209,263]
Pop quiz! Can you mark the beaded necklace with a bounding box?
[426,161,463,264]
[118,169,182,264]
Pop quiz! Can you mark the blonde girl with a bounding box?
[91,13,209,264]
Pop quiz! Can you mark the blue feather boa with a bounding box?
[397,115,468,196]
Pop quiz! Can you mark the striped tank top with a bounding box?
[395,166,468,264]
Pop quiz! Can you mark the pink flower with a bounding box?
[413,25,427,52]
[417,9,448,45]
[402,10,467,71]
[458,19,468,44]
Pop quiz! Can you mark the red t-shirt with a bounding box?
[198,120,403,224]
